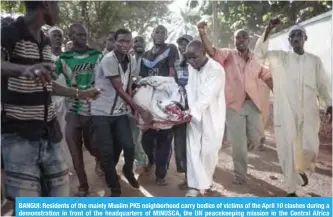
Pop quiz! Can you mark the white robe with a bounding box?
[186,58,226,190]
[51,54,73,168]
[254,35,332,193]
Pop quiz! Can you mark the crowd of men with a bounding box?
[1,0,332,206]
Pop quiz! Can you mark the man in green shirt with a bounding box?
[55,23,102,196]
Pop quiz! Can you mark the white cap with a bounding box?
[48,26,63,36]
[289,25,306,36]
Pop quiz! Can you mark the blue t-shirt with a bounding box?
[174,59,189,87]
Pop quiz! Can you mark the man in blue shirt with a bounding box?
[140,25,179,185]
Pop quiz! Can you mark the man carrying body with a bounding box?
[197,21,273,185]
[173,34,193,189]
[91,29,152,196]
[140,25,179,185]
[55,23,103,196]
[179,40,226,197]
[254,18,332,196]
[1,0,100,205]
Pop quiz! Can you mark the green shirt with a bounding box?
[55,48,103,115]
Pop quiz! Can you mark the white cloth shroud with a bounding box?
[132,76,187,129]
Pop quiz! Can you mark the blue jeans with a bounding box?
[1,134,70,200]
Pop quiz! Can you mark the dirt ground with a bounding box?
[2,126,332,216]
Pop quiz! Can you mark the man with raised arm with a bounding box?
[254,17,332,196]
[197,21,273,185]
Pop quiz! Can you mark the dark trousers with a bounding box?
[142,129,173,179]
[173,123,187,173]
[92,115,135,191]
[65,112,97,192]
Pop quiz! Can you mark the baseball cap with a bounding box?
[177,34,193,43]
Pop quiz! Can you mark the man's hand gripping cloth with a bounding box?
[133,76,187,129]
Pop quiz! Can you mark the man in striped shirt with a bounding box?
[1,1,100,203]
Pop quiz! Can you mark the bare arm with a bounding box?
[52,81,100,100]
[197,22,216,57]
[127,76,133,96]
[52,81,77,97]
[259,66,273,91]
[254,17,283,63]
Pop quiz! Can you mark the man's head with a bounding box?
[234,29,249,52]
[177,34,193,55]
[185,40,207,70]
[69,23,87,48]
[1,17,15,28]
[133,36,146,54]
[288,25,307,50]
[104,31,115,52]
[48,26,63,48]
[151,25,168,45]
[114,28,132,55]
[24,1,59,26]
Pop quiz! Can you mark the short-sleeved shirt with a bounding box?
[55,48,103,116]
[174,58,189,87]
[140,43,179,78]
[1,17,61,142]
[213,48,271,112]
[91,51,134,116]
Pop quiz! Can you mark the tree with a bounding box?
[199,1,332,47]
[1,1,170,49]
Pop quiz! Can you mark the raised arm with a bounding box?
[197,21,230,66]
[197,21,216,57]
[254,17,283,63]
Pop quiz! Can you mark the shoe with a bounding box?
[156,178,168,186]
[122,167,140,189]
[287,192,298,197]
[299,173,309,187]
[75,190,89,197]
[185,189,200,197]
[110,189,121,197]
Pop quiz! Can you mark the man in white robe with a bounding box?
[254,18,332,196]
[49,27,73,172]
[179,40,226,197]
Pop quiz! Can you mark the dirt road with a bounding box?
[1,129,332,216]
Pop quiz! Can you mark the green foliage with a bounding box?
[1,1,170,49]
[0,1,24,14]
[200,1,332,47]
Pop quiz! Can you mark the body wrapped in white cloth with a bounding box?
[133,76,188,129]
